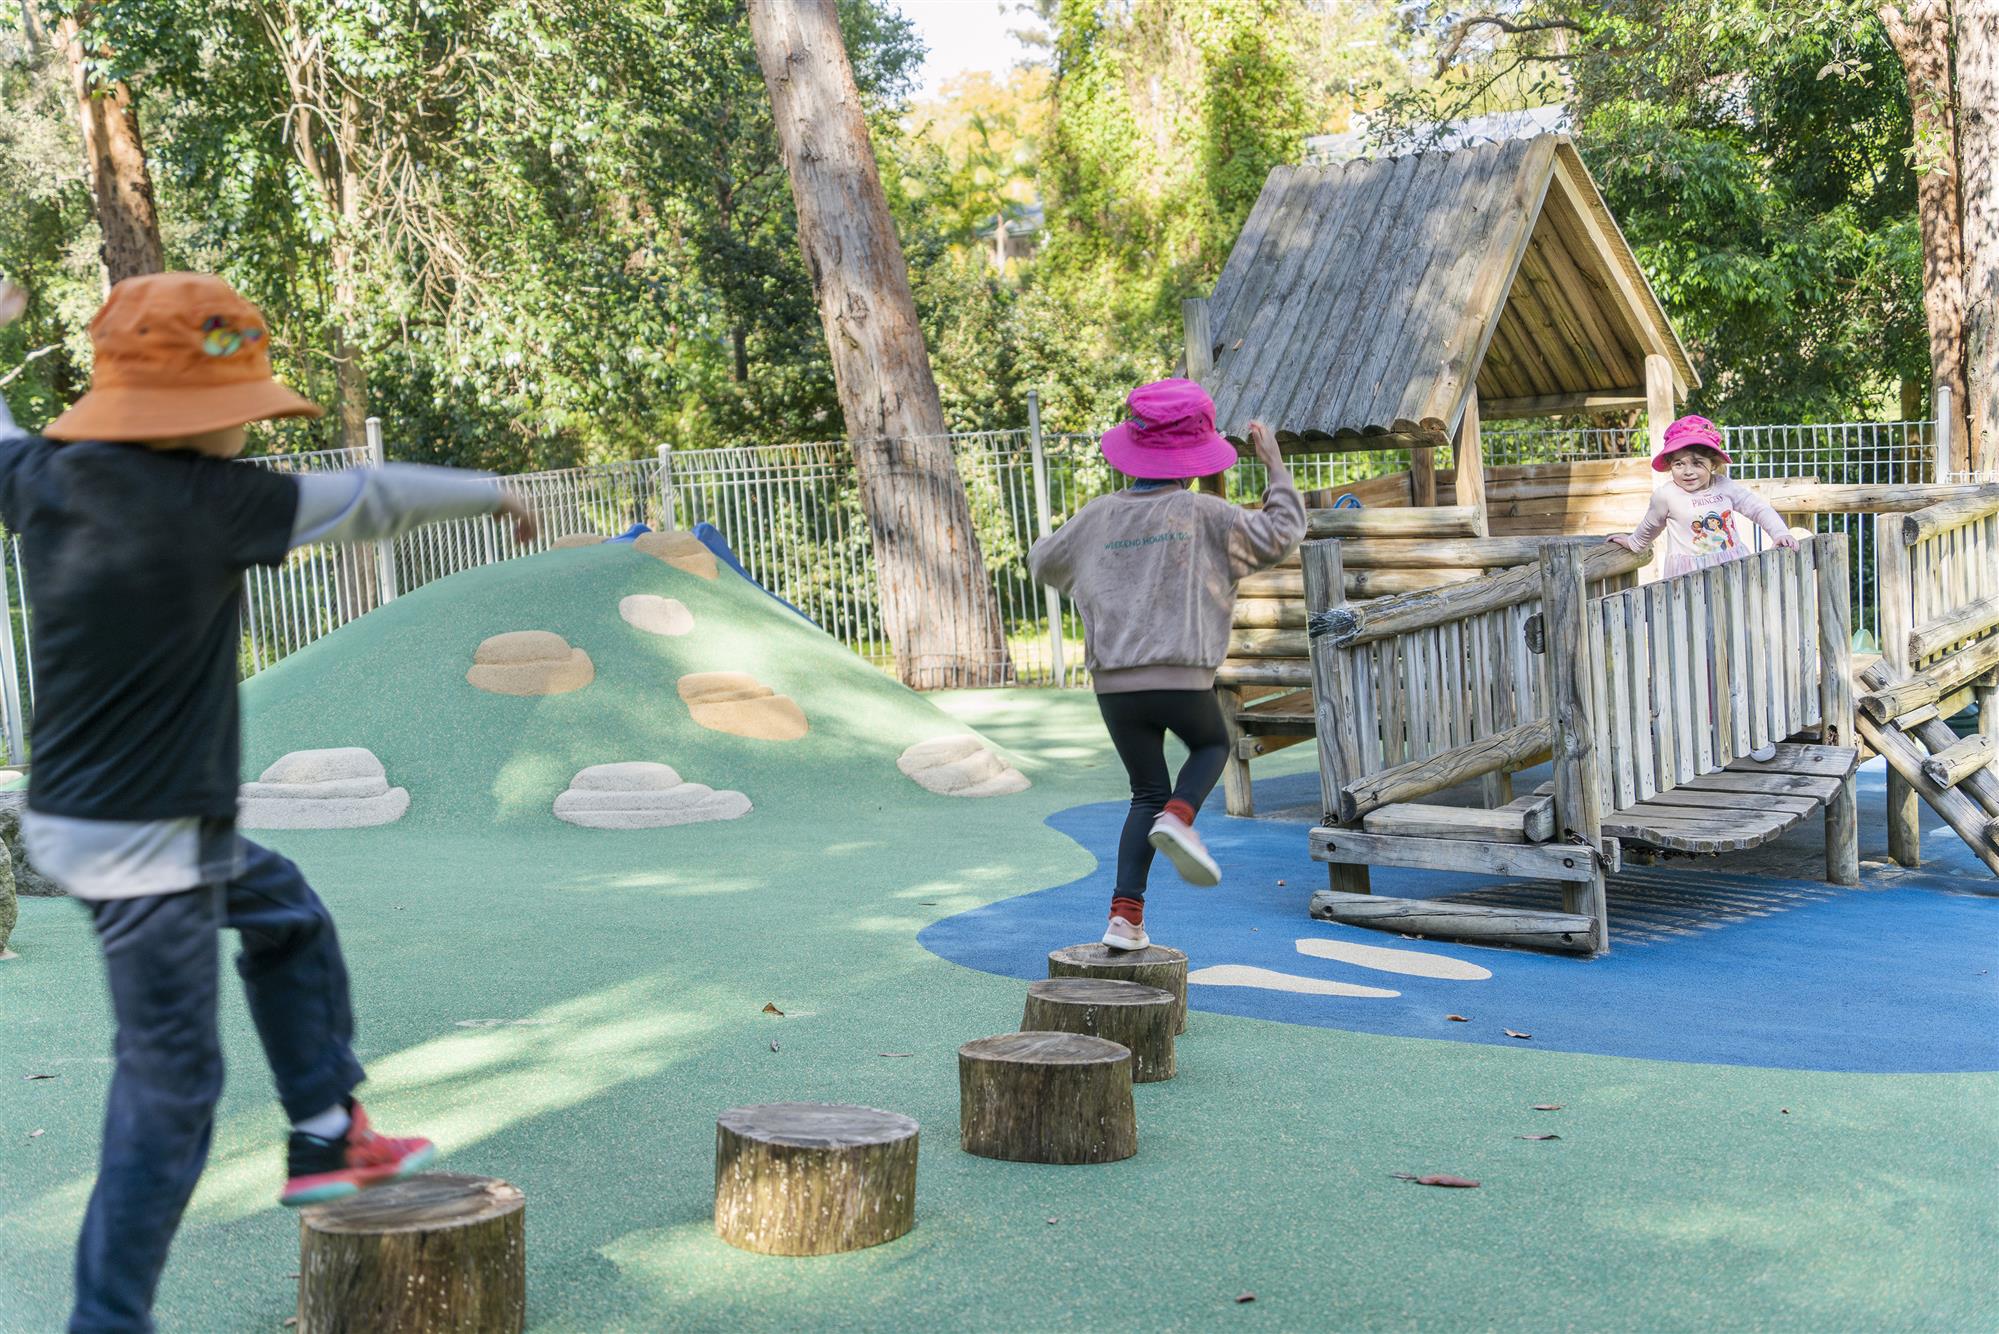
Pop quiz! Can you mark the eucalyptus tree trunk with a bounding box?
[1881,2,1973,473]
[57,7,163,286]
[747,0,1010,688]
[1957,1,1997,472]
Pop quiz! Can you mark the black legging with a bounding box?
[1096,689,1231,897]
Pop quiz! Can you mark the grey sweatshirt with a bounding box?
[1029,468,1305,692]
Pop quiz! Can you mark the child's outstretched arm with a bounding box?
[291,464,537,550]
[1227,421,1304,579]
[1727,479,1797,548]
[1028,512,1080,594]
[1608,489,1669,552]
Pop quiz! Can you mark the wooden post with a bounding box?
[1644,353,1675,457]
[298,1175,525,1334]
[1021,977,1175,1082]
[1218,684,1254,817]
[1302,539,1370,893]
[1410,447,1438,507]
[714,1103,918,1255]
[1184,297,1228,497]
[1048,943,1189,1035]
[1455,389,1489,537]
[1814,534,1860,886]
[1539,543,1608,953]
[1874,512,1921,865]
[958,1032,1136,1163]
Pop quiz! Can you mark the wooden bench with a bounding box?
[1302,538,1860,955]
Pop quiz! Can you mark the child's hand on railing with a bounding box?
[496,490,538,544]
[1773,531,1800,550]
[1605,533,1643,552]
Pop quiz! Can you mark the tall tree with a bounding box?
[747,0,1009,688]
[54,2,162,285]
[1879,2,1977,471]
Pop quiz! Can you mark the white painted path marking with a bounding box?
[1294,937,1493,981]
[1187,965,1399,998]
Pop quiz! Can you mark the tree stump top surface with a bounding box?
[959,1031,1131,1066]
[300,1173,523,1236]
[1026,977,1176,1008]
[716,1101,918,1149]
[1049,942,1188,968]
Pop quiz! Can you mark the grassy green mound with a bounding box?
[242,543,1013,830]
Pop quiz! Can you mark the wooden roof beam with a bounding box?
[1481,389,1648,420]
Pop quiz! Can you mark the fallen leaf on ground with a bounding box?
[1504,1029,1532,1040]
[878,1052,914,1058]
[284,1319,298,1329]
[1235,1293,1256,1304]
[1517,1133,1560,1141]
[23,1073,56,1080]
[761,1002,784,1016]
[1446,1015,1469,1023]
[1046,1217,1059,1225]
[1275,879,1286,886]
[768,1041,780,1053]
[1392,1173,1480,1188]
[1532,1103,1563,1111]
[1780,1108,1790,1114]
[29,1128,45,1138]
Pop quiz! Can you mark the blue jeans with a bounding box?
[70,840,366,1334]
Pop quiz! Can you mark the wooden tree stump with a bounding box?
[1047,943,1189,1035]
[958,1032,1136,1164]
[1022,977,1176,1082]
[298,1174,525,1334]
[714,1102,918,1255]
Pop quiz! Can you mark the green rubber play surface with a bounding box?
[1,546,1992,1330]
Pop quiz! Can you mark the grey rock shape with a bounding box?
[0,791,62,897]
[553,762,751,829]
[240,748,411,829]
[0,839,16,958]
[897,736,1031,797]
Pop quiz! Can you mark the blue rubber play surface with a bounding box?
[921,768,1999,1075]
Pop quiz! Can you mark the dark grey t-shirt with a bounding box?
[0,437,296,820]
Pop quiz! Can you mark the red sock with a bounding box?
[1163,799,1196,826]
[1110,895,1144,925]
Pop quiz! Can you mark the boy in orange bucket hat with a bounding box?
[0,273,536,1333]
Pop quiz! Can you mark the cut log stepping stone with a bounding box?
[1021,977,1176,1082]
[714,1102,918,1255]
[297,1173,525,1334]
[1048,943,1189,1036]
[958,1032,1136,1164]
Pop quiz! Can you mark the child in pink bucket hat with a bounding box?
[1029,379,1304,950]
[1609,412,1799,760]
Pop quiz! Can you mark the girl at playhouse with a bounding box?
[1608,412,1798,760]
[1029,379,1304,951]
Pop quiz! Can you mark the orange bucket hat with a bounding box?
[42,272,321,452]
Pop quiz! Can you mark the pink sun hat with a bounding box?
[1653,414,1733,471]
[1099,378,1242,480]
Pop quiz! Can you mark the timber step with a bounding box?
[1308,888,1596,954]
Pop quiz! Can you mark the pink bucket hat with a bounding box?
[1098,378,1241,480]
[1653,414,1732,471]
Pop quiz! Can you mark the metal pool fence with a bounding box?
[0,409,1962,763]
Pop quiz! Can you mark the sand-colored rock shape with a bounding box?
[549,533,606,550]
[619,594,694,637]
[677,672,807,741]
[240,747,410,829]
[552,761,751,829]
[633,530,718,580]
[897,735,1031,797]
[467,631,595,696]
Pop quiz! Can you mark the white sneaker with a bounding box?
[1148,811,1221,887]
[1102,914,1150,951]
[1748,743,1778,763]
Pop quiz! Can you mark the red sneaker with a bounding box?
[280,1102,437,1207]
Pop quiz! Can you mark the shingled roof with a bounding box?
[1197,135,1697,445]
